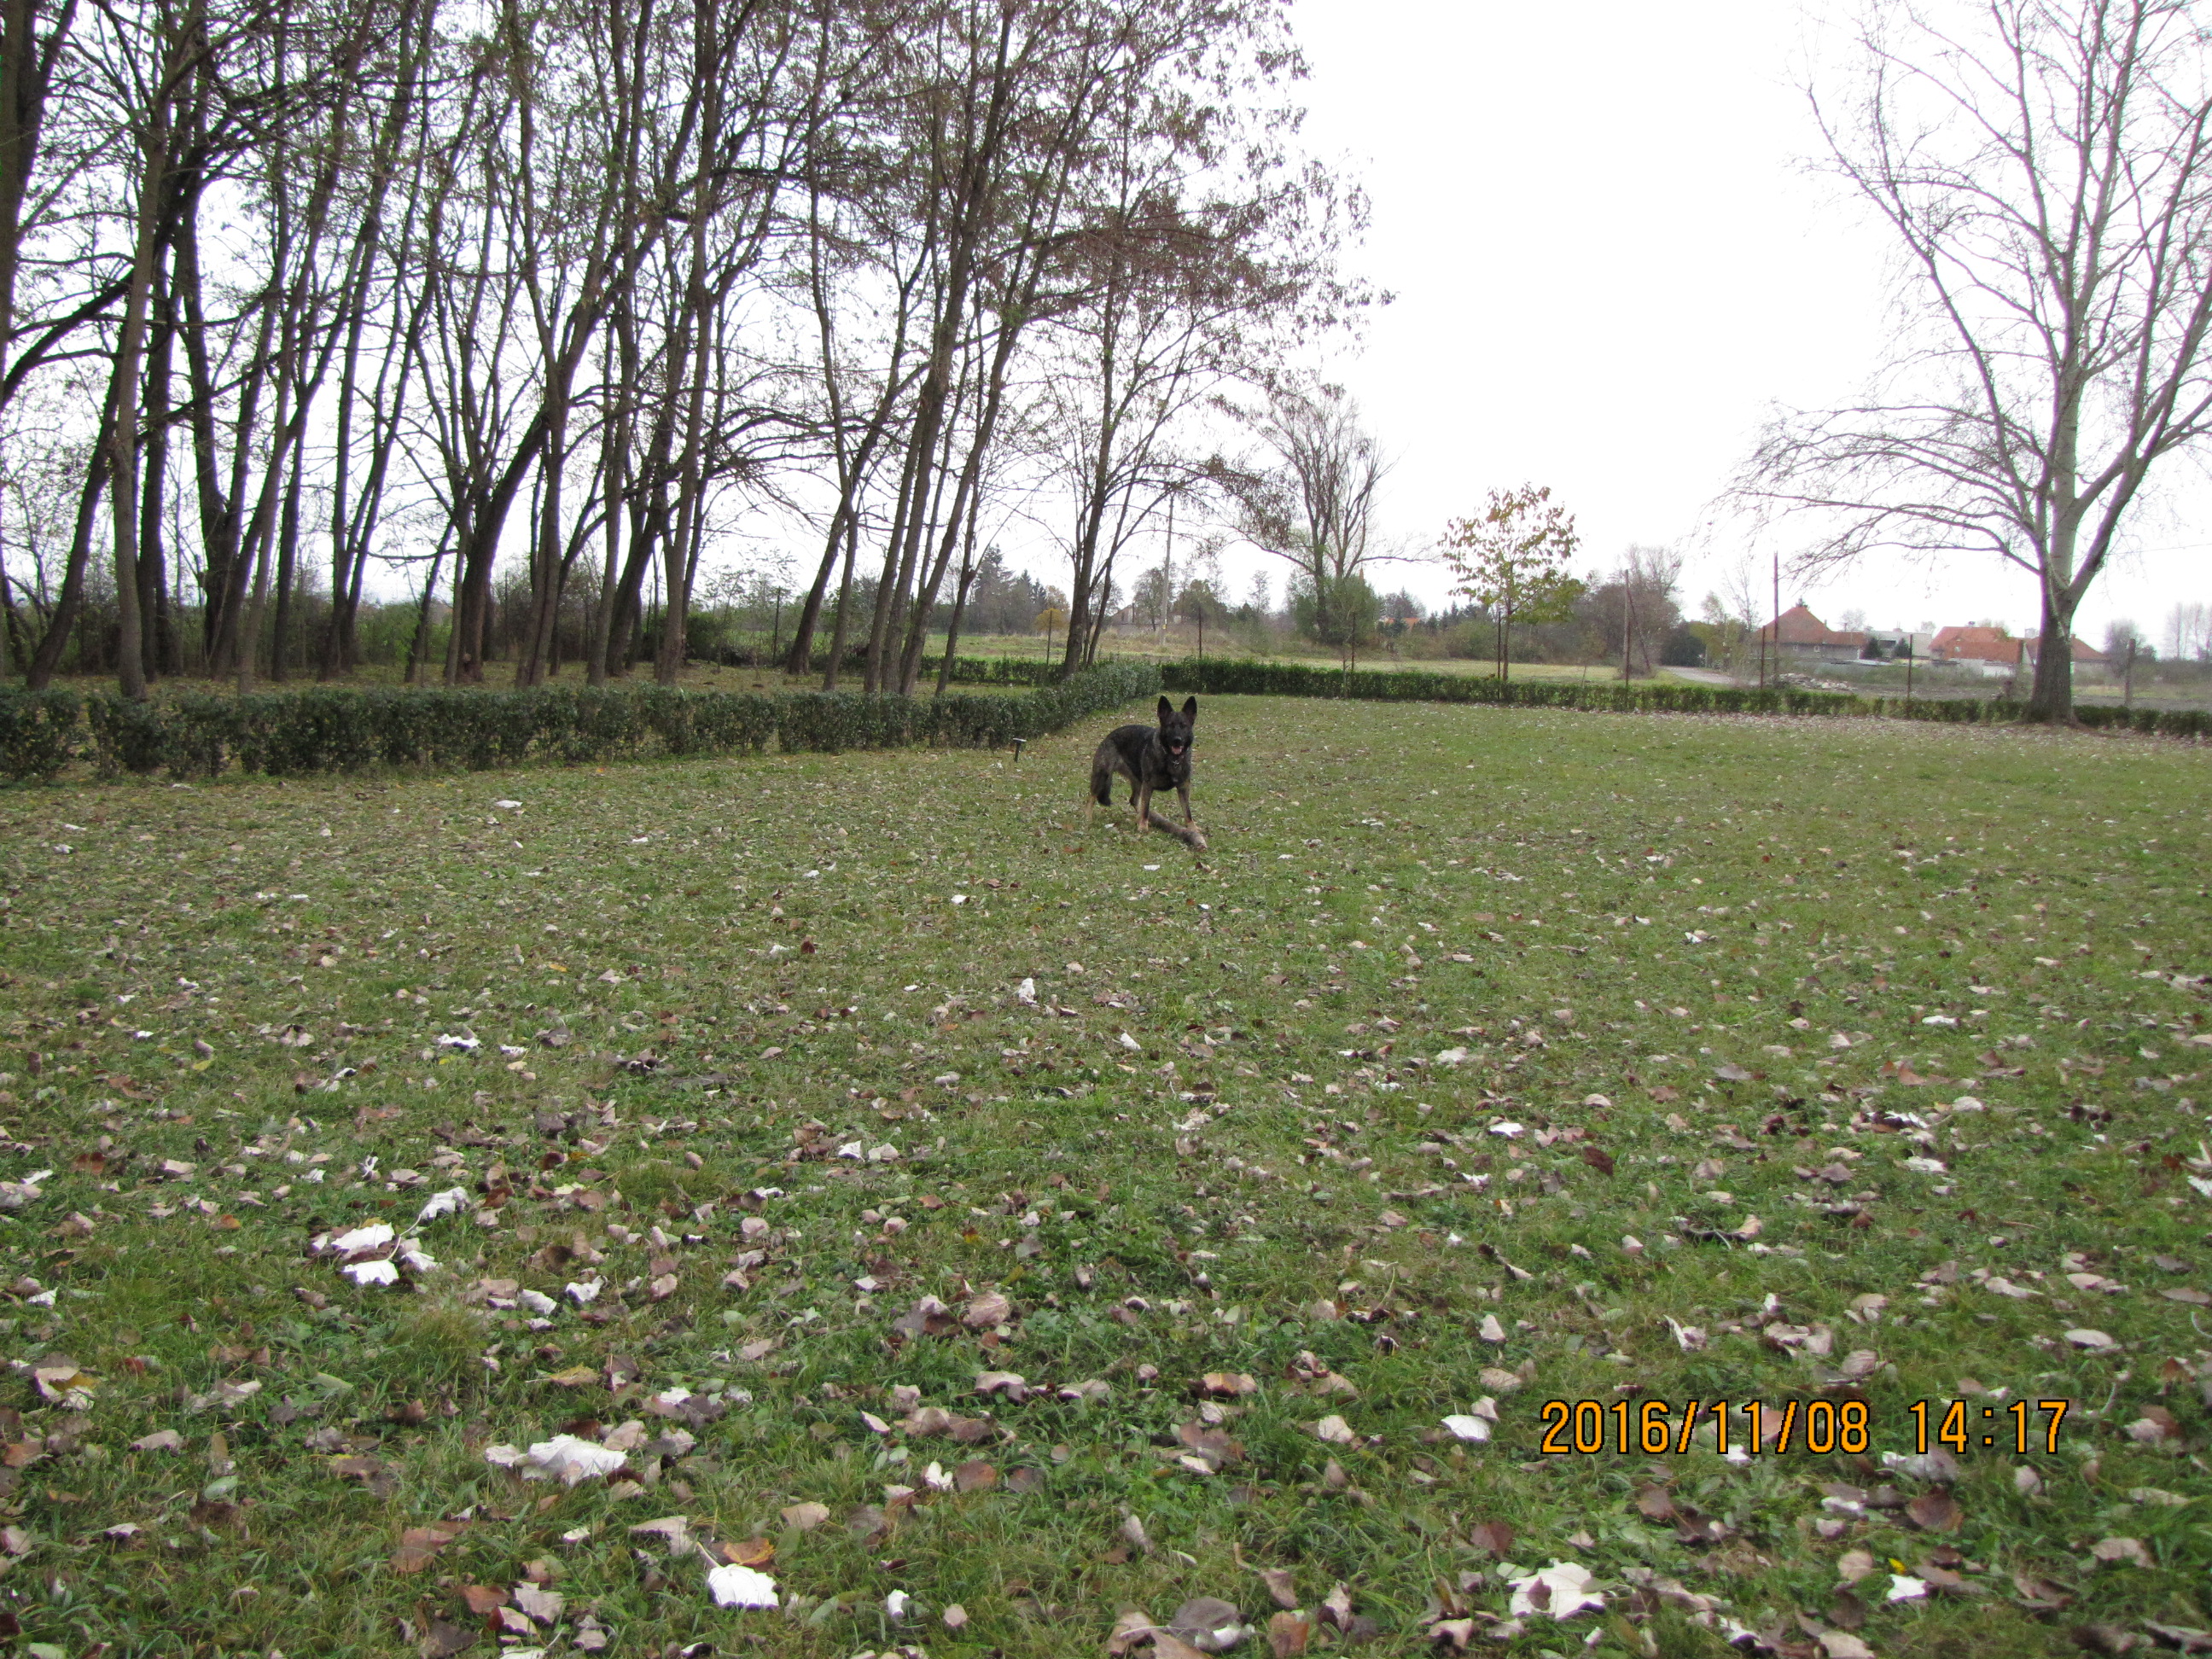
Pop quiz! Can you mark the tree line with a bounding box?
[0,0,1361,696]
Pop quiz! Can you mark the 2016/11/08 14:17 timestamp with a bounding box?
[1535,1398,2073,1457]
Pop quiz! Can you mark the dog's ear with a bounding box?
[1181,696,1197,722]
[1157,696,1173,722]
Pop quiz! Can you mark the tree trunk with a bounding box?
[403,528,450,684]
[2024,579,2077,723]
[107,71,177,703]
[0,0,78,423]
[820,512,859,691]
[138,252,178,678]
[934,481,983,696]
[24,387,110,688]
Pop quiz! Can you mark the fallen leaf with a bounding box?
[1312,1415,1355,1445]
[963,1289,1011,1329]
[706,1561,778,1608]
[1466,1520,1515,1557]
[1506,1560,1604,1620]
[511,1582,563,1625]
[780,1501,830,1531]
[484,1435,626,1486]
[1906,1488,1961,1532]
[416,1615,475,1657]
[1169,1595,1247,1651]
[952,1459,998,1493]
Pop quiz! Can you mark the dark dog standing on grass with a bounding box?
[1090,696,1205,849]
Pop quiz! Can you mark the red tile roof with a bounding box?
[2025,635,2110,665]
[1930,626,2019,664]
[1761,604,1865,648]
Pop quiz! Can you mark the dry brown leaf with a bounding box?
[416,1615,475,1658]
[1267,1611,1313,1656]
[1108,1606,1159,1656]
[1168,1596,1243,1649]
[1906,1488,1961,1532]
[963,1289,1012,1329]
[953,1459,998,1493]
[458,1584,509,1615]
[1258,1568,1298,1610]
[1634,1485,1677,1522]
[1466,1520,1515,1557]
[724,1535,774,1568]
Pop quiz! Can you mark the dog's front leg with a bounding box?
[1134,782,1152,831]
[1177,782,1196,827]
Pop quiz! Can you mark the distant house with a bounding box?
[1929,625,2022,678]
[1757,603,1868,667]
[2026,635,2111,678]
[1928,626,2107,678]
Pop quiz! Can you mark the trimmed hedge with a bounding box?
[933,655,1067,686]
[1157,659,2212,737]
[9,656,2202,783]
[0,661,1161,783]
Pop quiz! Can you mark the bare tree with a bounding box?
[1736,0,2212,722]
[2163,597,2209,659]
[1211,382,1388,668]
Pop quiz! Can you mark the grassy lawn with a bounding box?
[0,697,2207,1658]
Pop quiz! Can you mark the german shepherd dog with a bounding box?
[1090,696,1205,849]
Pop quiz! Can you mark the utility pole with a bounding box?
[2123,637,2137,708]
[1620,561,1634,684]
[1162,497,1175,649]
[1769,550,1780,689]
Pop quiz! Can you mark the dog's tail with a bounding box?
[1088,741,1115,807]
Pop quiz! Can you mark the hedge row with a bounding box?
[0,661,1161,783]
[933,655,1067,686]
[10,655,2202,783]
[1156,658,2212,737]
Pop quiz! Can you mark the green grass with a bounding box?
[0,697,2207,1658]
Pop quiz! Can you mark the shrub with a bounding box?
[7,664,1160,784]
[10,655,2198,785]
[0,688,82,782]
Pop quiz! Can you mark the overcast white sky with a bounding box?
[1249,0,2211,647]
